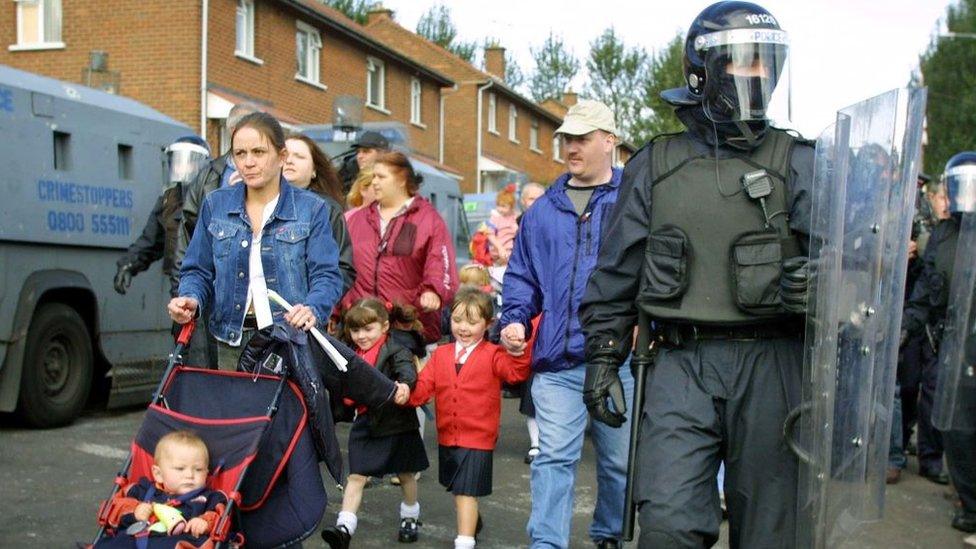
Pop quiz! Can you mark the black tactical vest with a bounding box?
[637,128,801,325]
[932,217,961,312]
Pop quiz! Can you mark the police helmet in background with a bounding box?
[944,152,976,215]
[662,1,790,125]
[165,135,211,188]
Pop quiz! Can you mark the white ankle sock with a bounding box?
[526,417,540,448]
[336,511,357,535]
[400,500,421,519]
[455,535,476,548]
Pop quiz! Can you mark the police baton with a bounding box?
[623,312,656,541]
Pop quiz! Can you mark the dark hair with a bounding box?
[285,133,343,204]
[374,151,424,196]
[342,298,390,343]
[450,286,494,324]
[231,112,285,152]
[390,301,423,333]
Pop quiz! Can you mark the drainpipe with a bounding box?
[199,0,209,136]
[475,79,494,194]
[438,84,457,165]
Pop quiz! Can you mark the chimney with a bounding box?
[366,5,394,25]
[485,45,506,79]
[562,90,578,107]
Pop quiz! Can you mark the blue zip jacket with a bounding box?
[500,168,622,372]
[179,178,342,344]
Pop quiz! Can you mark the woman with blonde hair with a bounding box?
[345,169,375,220]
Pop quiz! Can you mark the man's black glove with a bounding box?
[584,358,627,428]
[780,257,810,314]
[113,263,133,295]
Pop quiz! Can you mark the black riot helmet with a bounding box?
[662,1,789,126]
[944,152,976,214]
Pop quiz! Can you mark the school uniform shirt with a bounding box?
[407,340,530,450]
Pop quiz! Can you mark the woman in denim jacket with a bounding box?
[169,112,343,369]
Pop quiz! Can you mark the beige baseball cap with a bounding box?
[555,99,618,136]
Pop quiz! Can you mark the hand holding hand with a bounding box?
[186,517,210,537]
[500,323,526,353]
[284,303,317,331]
[167,297,199,324]
[394,382,410,405]
[133,502,152,522]
[419,291,441,312]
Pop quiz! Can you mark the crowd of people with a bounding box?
[103,1,976,548]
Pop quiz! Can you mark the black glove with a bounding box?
[584,358,627,428]
[113,263,133,295]
[780,257,810,314]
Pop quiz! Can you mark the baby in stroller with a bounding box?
[97,430,226,547]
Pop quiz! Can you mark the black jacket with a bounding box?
[364,340,420,437]
[118,185,183,296]
[579,113,814,360]
[176,153,357,296]
[903,215,961,338]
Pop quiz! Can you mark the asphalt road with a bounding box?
[0,398,968,548]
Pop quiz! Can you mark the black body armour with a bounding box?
[637,128,802,325]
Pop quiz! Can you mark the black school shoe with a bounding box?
[398,517,421,543]
[321,525,351,549]
[954,511,976,533]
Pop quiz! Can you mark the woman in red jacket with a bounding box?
[405,287,529,549]
[341,152,458,344]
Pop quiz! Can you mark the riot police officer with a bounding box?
[114,135,211,296]
[579,2,813,546]
[906,151,976,533]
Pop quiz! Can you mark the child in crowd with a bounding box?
[404,287,530,549]
[321,298,429,549]
[97,430,226,548]
[470,185,519,266]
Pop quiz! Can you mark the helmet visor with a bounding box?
[698,29,789,123]
[946,165,976,213]
[166,142,210,187]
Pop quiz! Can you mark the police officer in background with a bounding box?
[114,135,211,297]
[905,153,976,534]
[579,2,813,546]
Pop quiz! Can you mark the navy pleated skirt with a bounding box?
[348,416,429,477]
[438,445,493,497]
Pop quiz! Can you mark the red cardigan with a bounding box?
[407,340,530,450]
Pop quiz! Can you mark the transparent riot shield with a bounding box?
[933,210,976,432]
[791,87,927,549]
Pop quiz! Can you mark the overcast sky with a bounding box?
[381,0,953,139]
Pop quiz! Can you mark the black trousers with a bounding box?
[898,332,924,445]
[945,429,976,515]
[917,343,945,472]
[635,337,802,549]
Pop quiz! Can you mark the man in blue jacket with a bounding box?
[500,100,632,549]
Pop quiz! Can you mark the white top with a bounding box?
[379,197,415,236]
[235,196,279,345]
[454,339,481,365]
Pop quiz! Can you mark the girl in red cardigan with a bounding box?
[405,287,530,549]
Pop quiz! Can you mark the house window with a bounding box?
[553,135,562,162]
[508,104,519,143]
[410,78,422,125]
[367,57,386,110]
[295,21,322,85]
[487,93,497,134]
[14,0,62,48]
[235,0,255,58]
[530,119,540,151]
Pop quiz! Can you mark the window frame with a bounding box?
[530,119,541,153]
[234,0,262,64]
[295,20,324,89]
[553,134,563,163]
[487,93,498,135]
[508,103,519,144]
[410,77,424,127]
[11,0,64,51]
[366,56,387,112]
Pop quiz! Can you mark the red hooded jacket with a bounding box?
[342,197,458,342]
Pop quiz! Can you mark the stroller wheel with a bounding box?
[398,517,421,543]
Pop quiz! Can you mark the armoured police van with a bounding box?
[0,65,189,427]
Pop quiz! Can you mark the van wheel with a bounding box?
[17,304,93,428]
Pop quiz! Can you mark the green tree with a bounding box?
[416,4,477,62]
[528,32,580,102]
[630,33,686,145]
[585,27,648,142]
[919,0,976,174]
[324,0,371,25]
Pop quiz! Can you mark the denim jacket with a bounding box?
[179,178,342,344]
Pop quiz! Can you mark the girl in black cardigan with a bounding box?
[322,298,429,548]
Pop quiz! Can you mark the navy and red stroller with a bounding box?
[92,321,397,548]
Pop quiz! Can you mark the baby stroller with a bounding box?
[92,322,327,548]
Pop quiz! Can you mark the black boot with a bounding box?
[953,511,976,533]
[321,525,351,549]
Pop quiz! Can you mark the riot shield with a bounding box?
[933,210,976,432]
[792,87,927,549]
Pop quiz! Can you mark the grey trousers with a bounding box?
[635,337,803,549]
